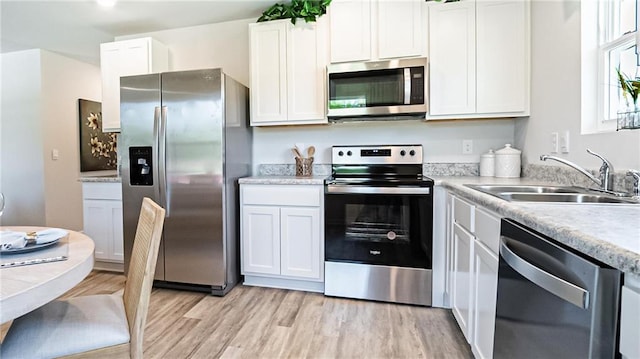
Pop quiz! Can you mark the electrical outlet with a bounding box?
[462,140,473,154]
[559,131,570,153]
[51,149,59,160]
[550,132,559,153]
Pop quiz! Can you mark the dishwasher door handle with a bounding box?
[500,237,590,309]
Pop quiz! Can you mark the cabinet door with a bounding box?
[249,21,288,124]
[428,2,476,116]
[280,207,321,279]
[476,1,528,114]
[287,18,328,123]
[242,205,281,275]
[452,222,474,343]
[377,0,424,59]
[101,39,151,132]
[83,199,111,261]
[330,0,371,63]
[472,241,499,359]
[109,200,124,262]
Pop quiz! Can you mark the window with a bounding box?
[582,0,638,133]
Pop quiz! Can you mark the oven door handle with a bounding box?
[326,185,430,195]
[499,237,589,309]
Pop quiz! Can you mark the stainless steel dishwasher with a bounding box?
[494,219,621,359]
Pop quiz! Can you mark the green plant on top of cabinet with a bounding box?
[257,0,332,24]
[329,0,425,63]
[249,17,329,126]
[100,37,168,132]
[426,0,530,119]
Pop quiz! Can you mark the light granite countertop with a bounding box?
[78,175,121,183]
[435,176,640,276]
[239,176,328,185]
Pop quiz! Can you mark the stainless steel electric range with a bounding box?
[324,145,434,306]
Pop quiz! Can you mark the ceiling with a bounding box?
[0,0,270,65]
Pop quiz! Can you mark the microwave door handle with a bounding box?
[404,68,411,105]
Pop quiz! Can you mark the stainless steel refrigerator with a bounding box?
[120,68,251,295]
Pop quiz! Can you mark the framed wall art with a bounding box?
[78,99,117,172]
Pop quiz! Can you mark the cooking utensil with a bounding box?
[307,146,315,158]
[292,147,303,159]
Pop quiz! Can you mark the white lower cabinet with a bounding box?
[620,274,640,359]
[452,222,474,342]
[472,239,499,359]
[447,192,500,358]
[240,184,324,292]
[82,182,124,268]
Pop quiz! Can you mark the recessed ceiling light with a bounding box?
[96,0,116,7]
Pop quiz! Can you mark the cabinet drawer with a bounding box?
[242,185,322,207]
[453,196,474,233]
[82,182,122,200]
[474,208,500,254]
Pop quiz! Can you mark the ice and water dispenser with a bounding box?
[129,146,153,186]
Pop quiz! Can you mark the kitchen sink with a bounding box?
[466,184,587,194]
[464,184,639,204]
[499,192,639,204]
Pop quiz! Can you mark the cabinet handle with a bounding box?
[499,237,589,309]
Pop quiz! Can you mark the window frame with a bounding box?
[582,0,638,134]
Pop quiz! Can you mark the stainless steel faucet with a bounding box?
[627,170,640,197]
[540,149,614,191]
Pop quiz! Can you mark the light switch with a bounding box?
[560,131,570,153]
[51,149,59,160]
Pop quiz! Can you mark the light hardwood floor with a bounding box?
[3,270,472,359]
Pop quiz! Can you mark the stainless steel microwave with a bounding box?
[327,57,428,120]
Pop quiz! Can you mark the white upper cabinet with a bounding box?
[330,0,371,62]
[100,37,168,132]
[250,18,329,126]
[330,0,425,63]
[428,1,476,115]
[427,0,530,119]
[476,1,528,114]
[377,0,424,59]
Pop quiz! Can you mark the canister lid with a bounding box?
[495,144,521,155]
[481,149,495,158]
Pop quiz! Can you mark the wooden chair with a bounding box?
[1,197,165,359]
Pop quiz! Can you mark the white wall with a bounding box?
[40,50,102,230]
[116,18,516,173]
[1,49,46,225]
[116,18,254,87]
[254,119,515,167]
[0,49,101,229]
[516,1,640,171]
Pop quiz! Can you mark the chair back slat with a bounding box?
[123,197,165,359]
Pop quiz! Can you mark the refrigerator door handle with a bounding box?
[499,236,590,309]
[159,106,169,217]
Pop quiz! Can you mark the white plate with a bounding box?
[0,239,60,255]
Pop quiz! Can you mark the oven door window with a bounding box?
[325,192,432,269]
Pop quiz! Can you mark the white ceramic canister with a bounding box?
[495,144,522,178]
[479,149,495,177]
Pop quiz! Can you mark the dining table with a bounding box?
[0,226,95,324]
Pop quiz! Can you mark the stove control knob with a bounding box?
[338,151,344,156]
[410,150,416,156]
[347,151,353,156]
[400,150,406,156]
